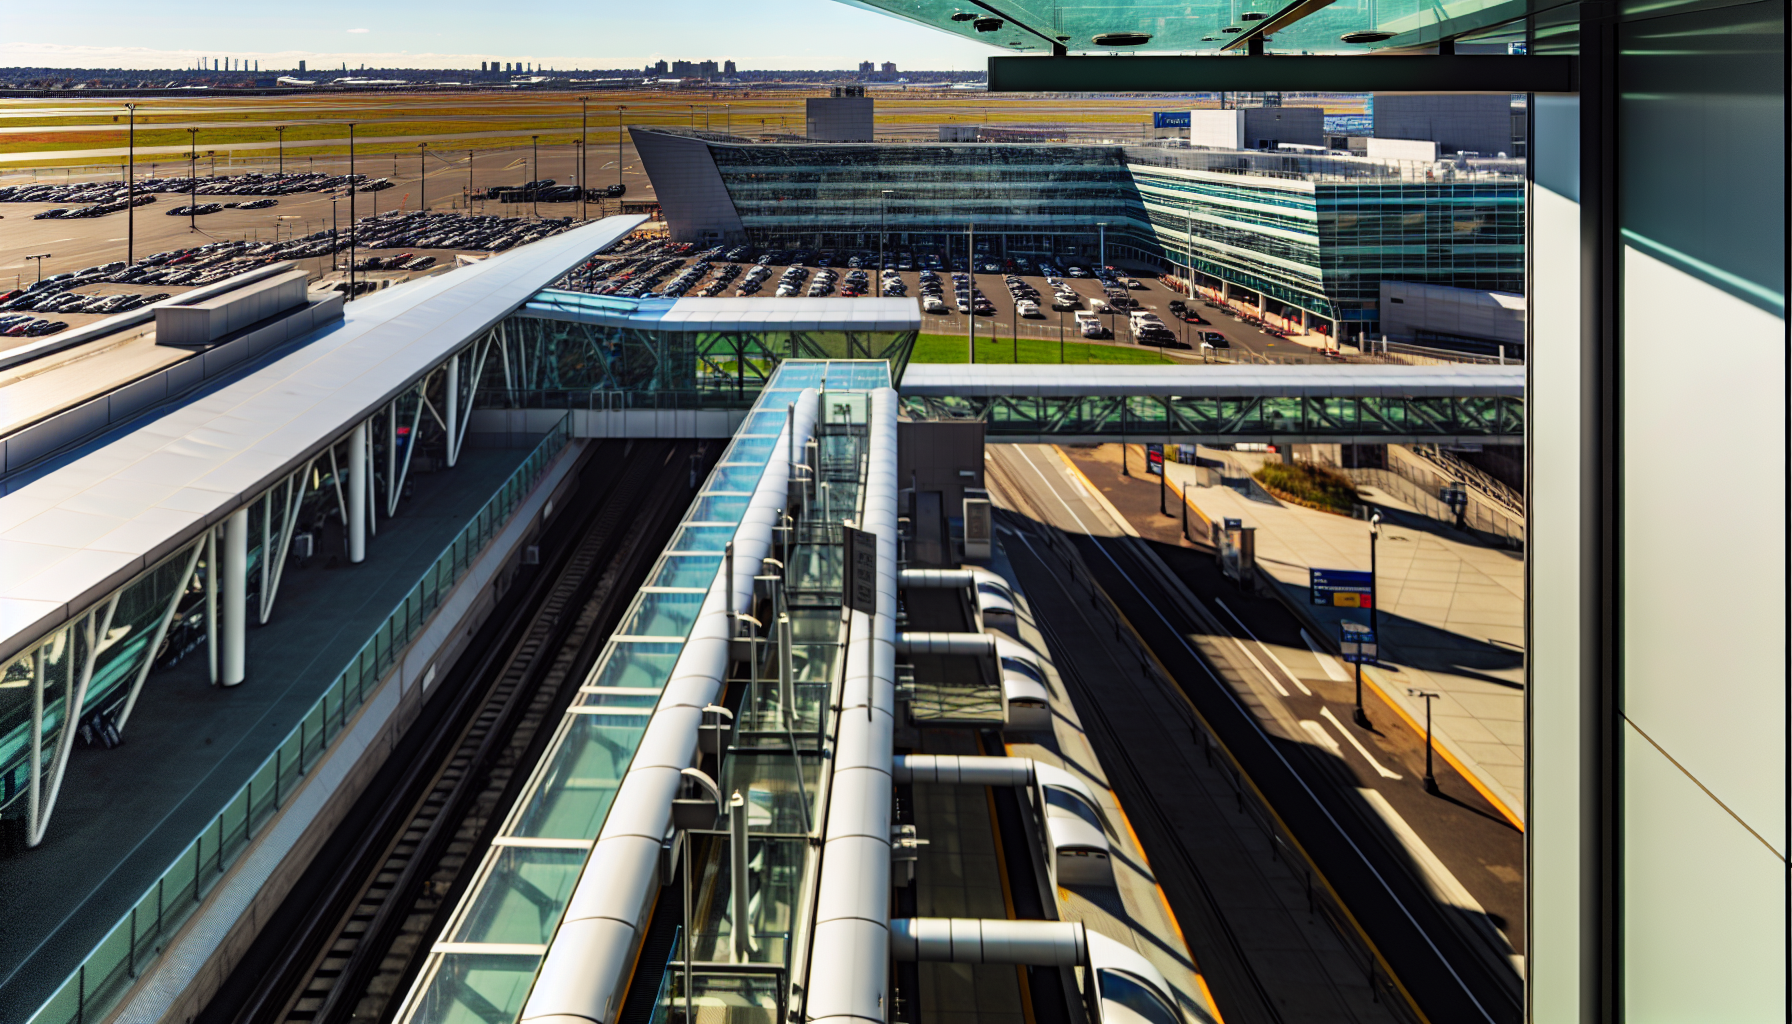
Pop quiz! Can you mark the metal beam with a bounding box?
[1218,0,1339,53]
[985,54,1577,93]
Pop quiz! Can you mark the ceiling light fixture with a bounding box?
[1092,31,1152,45]
[973,16,1004,30]
[950,12,977,21]
[1240,11,1267,20]
[1340,29,1395,42]
[1221,26,1243,32]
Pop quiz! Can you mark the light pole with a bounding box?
[468,151,474,209]
[617,105,627,188]
[24,253,51,285]
[579,96,589,222]
[187,128,198,232]
[275,124,285,179]
[418,142,427,214]
[877,190,893,296]
[1369,509,1381,645]
[348,122,358,300]
[124,103,136,266]
[531,135,539,219]
[1408,688,1442,794]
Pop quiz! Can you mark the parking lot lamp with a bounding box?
[617,106,626,188]
[25,253,51,285]
[348,122,357,300]
[418,143,427,214]
[531,135,540,219]
[125,103,136,266]
[579,96,589,221]
[187,128,198,232]
[877,190,893,296]
[275,125,285,178]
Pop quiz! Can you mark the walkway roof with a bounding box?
[897,363,1525,399]
[0,216,645,665]
[519,290,921,333]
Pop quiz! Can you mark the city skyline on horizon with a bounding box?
[0,0,996,75]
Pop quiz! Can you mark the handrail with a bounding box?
[25,416,571,1024]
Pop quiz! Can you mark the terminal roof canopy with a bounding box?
[836,0,1520,53]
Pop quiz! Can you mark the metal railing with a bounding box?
[1344,466,1525,548]
[25,416,571,1024]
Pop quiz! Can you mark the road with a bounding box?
[984,443,1525,1024]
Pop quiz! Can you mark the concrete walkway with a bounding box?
[1160,448,1524,823]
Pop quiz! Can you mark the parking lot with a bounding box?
[573,241,1342,365]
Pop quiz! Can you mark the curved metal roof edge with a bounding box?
[0,215,647,665]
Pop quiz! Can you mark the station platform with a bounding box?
[0,443,538,1022]
[1146,449,1526,823]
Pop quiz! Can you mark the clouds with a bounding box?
[346,27,369,33]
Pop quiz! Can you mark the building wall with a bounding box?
[1241,106,1324,148]
[805,97,874,142]
[1372,93,1515,157]
[1377,281,1525,347]
[1529,4,1786,1022]
[628,127,747,242]
[1613,1,1785,1019]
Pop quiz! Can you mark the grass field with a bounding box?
[911,333,1172,364]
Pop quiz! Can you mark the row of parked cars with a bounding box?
[0,172,393,220]
[482,179,628,203]
[0,288,169,316]
[0,314,69,337]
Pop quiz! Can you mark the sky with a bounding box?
[0,0,997,72]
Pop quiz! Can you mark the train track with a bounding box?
[985,450,1522,1024]
[206,438,705,1024]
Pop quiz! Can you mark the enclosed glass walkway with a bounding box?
[396,360,888,1024]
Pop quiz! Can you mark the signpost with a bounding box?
[843,525,879,720]
[1341,620,1376,727]
[1310,568,1375,608]
[1146,443,1165,514]
[843,525,878,616]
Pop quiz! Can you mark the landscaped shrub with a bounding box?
[1252,460,1359,514]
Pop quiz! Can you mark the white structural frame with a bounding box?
[804,386,898,1024]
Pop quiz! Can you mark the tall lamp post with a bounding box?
[579,96,590,222]
[1408,688,1442,794]
[347,122,358,300]
[124,103,137,266]
[186,128,198,232]
[418,142,428,214]
[531,134,540,219]
[877,190,893,296]
[24,253,51,285]
[617,105,627,188]
[1368,509,1381,644]
[275,124,285,178]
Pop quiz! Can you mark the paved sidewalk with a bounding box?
[1081,445,1526,824]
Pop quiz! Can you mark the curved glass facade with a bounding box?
[640,130,1524,334]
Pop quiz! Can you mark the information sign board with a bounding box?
[1310,568,1374,608]
[843,526,878,615]
[1146,443,1164,477]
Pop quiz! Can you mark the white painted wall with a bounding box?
[1188,109,1244,150]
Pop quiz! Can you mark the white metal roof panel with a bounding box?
[0,216,646,663]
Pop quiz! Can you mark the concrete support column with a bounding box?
[221,506,248,686]
[1299,309,1309,332]
[348,421,367,563]
[1220,280,1231,303]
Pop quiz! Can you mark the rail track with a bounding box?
[202,438,707,1024]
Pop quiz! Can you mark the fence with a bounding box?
[1344,466,1525,548]
[26,415,571,1024]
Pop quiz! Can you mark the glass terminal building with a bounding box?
[633,128,1524,340]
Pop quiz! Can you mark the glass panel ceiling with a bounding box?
[834,0,1520,53]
